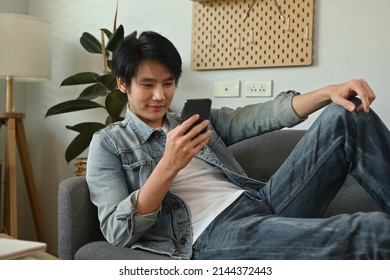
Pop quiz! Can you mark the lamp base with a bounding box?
[0,112,45,242]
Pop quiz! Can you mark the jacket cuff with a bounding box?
[127,190,160,235]
[274,90,306,127]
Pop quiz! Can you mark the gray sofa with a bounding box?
[58,129,382,260]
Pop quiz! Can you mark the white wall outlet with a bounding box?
[244,80,273,97]
[214,81,240,97]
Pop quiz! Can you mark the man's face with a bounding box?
[117,60,176,128]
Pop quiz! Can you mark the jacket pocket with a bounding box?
[121,149,155,190]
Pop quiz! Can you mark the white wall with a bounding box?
[1,0,390,255]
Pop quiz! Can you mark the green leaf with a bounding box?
[65,122,106,162]
[61,72,100,86]
[66,122,105,134]
[105,89,127,118]
[106,25,125,52]
[106,60,113,72]
[80,32,102,54]
[65,133,93,163]
[106,115,124,125]
[128,30,137,38]
[45,99,104,117]
[77,83,107,100]
[100,28,112,39]
[96,74,117,90]
[74,74,116,100]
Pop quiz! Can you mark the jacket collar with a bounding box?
[122,107,181,144]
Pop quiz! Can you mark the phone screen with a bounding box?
[181,98,212,134]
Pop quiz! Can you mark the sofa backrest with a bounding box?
[229,130,306,182]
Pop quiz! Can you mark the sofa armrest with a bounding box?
[58,176,103,259]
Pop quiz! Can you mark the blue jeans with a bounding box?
[193,101,390,259]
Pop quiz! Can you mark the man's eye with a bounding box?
[164,82,174,87]
[142,84,153,88]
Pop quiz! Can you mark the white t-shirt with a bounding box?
[169,157,244,243]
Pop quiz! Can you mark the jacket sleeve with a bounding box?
[86,132,160,247]
[210,91,306,146]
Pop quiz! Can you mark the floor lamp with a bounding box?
[0,13,51,242]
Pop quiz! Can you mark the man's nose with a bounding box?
[153,85,166,100]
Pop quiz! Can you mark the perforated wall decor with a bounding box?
[191,0,314,70]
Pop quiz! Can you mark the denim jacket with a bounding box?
[86,91,304,259]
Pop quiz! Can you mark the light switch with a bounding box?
[214,81,240,97]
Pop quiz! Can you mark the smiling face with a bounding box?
[117,60,176,128]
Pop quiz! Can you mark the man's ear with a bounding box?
[116,77,127,93]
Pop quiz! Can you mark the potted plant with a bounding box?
[46,20,136,163]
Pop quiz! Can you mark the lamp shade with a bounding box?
[0,13,51,82]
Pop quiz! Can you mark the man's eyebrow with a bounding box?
[138,76,175,82]
[138,77,156,83]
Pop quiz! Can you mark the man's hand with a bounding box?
[292,79,376,118]
[136,115,211,214]
[162,114,212,173]
[328,79,376,113]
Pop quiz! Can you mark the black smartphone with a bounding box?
[181,98,212,134]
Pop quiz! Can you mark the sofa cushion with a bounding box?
[323,176,381,216]
[75,241,172,260]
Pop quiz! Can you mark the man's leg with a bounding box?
[193,100,390,260]
[192,192,390,259]
[259,100,390,217]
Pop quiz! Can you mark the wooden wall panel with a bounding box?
[191,0,314,70]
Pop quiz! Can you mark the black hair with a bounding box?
[113,31,182,87]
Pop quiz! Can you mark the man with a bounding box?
[86,31,390,259]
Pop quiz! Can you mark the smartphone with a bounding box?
[181,98,212,135]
